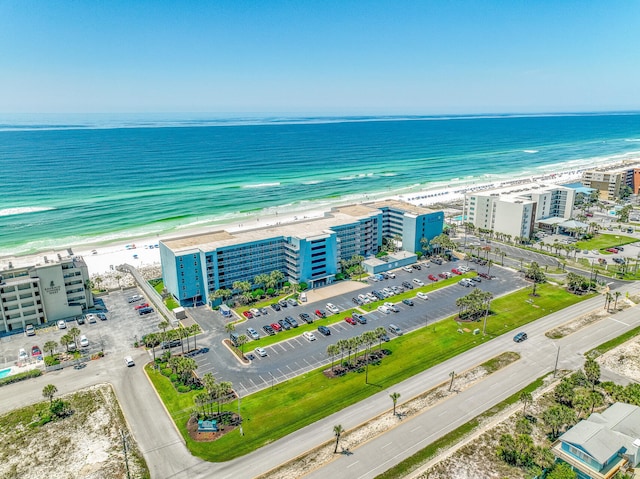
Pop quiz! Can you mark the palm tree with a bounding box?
[613,291,621,310]
[225,322,235,338]
[190,324,201,349]
[115,274,122,289]
[60,334,73,352]
[42,384,58,405]
[68,327,81,347]
[270,270,285,290]
[236,334,248,354]
[375,327,387,351]
[43,340,58,357]
[326,344,339,371]
[519,391,533,415]
[361,331,377,383]
[333,424,344,453]
[336,339,349,367]
[390,392,401,416]
[143,333,158,361]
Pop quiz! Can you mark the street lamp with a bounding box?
[269,371,275,389]
[552,343,560,377]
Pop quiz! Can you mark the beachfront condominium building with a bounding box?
[464,183,575,240]
[0,255,94,334]
[581,163,640,200]
[160,200,444,306]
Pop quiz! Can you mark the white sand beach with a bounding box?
[3,157,640,283]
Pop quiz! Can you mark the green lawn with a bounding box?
[147,283,592,462]
[575,233,636,251]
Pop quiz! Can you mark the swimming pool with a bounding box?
[0,368,11,379]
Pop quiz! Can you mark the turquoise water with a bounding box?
[0,113,639,256]
[0,368,11,379]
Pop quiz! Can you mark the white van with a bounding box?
[299,292,307,302]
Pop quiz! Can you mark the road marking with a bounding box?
[410,425,422,432]
[381,442,393,449]
[610,317,629,326]
[438,409,448,416]
[347,461,360,468]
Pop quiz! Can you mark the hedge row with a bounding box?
[0,368,42,387]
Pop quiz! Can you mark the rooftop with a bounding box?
[465,182,571,200]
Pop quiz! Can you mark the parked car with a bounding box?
[277,319,291,330]
[451,268,462,275]
[438,272,447,278]
[326,303,339,314]
[124,356,135,367]
[270,322,282,332]
[402,266,413,272]
[25,324,36,336]
[263,324,275,336]
[384,302,399,312]
[161,339,182,349]
[412,278,424,286]
[366,292,378,301]
[138,307,154,315]
[471,276,482,283]
[299,312,313,324]
[416,292,428,300]
[259,307,269,315]
[287,298,298,307]
[428,274,438,281]
[254,347,268,357]
[86,313,97,323]
[285,316,299,328]
[278,299,288,308]
[513,332,528,343]
[352,297,362,305]
[242,311,253,319]
[127,295,143,303]
[317,325,331,336]
[315,309,326,318]
[247,327,260,340]
[97,313,107,321]
[77,316,86,325]
[79,335,89,347]
[358,294,370,303]
[57,320,67,330]
[388,324,403,336]
[250,308,261,317]
[135,303,150,310]
[402,298,414,306]
[377,305,391,314]
[270,303,281,311]
[31,345,41,356]
[387,272,396,278]
[402,281,413,289]
[303,331,316,341]
[345,317,357,325]
[411,264,422,270]
[352,312,367,324]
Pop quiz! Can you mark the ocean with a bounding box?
[1,113,640,257]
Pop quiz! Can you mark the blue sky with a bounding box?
[0,0,639,115]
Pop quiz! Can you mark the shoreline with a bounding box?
[3,156,640,278]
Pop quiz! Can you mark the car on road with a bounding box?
[345,317,357,325]
[513,332,528,343]
[247,327,260,340]
[352,312,367,324]
[299,312,313,324]
[97,313,107,321]
[127,295,144,303]
[124,356,135,367]
[263,324,275,336]
[377,305,391,314]
[285,316,299,328]
[250,308,261,317]
[135,303,150,310]
[86,313,98,323]
[277,319,291,330]
[402,298,414,306]
[25,324,36,336]
[31,345,41,356]
[254,347,267,357]
[317,325,331,336]
[326,303,339,314]
[57,320,67,329]
[402,266,413,272]
[402,281,413,289]
[303,331,316,341]
[416,292,428,300]
[412,278,424,286]
[242,311,254,319]
[270,303,281,311]
[428,274,438,281]
[270,322,282,332]
[315,309,326,318]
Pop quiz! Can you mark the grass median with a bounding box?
[147,283,592,462]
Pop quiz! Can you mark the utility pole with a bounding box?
[553,344,560,378]
[120,429,131,479]
[448,371,455,391]
[269,371,275,389]
[238,394,244,436]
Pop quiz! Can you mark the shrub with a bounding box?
[298,282,308,291]
[177,385,190,393]
[44,356,60,366]
[161,368,172,377]
[169,373,178,382]
[0,369,42,387]
[50,398,72,418]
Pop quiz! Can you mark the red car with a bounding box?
[315,309,326,318]
[428,274,438,281]
[242,311,253,319]
[345,317,357,325]
[438,272,447,279]
[270,322,282,332]
[31,345,42,356]
[451,268,462,275]
[606,248,619,253]
[135,303,150,310]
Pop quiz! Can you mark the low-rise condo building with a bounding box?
[160,200,444,306]
[581,163,640,200]
[464,183,575,239]
[0,254,93,334]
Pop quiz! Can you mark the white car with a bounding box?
[326,303,339,314]
[18,348,28,361]
[366,292,377,302]
[377,305,391,314]
[79,335,89,347]
[85,313,97,323]
[412,278,424,286]
[384,302,399,312]
[358,294,370,304]
[57,320,67,329]
[417,292,429,300]
[458,266,470,273]
[402,266,413,273]
[25,324,36,336]
[303,331,316,341]
[247,327,260,340]
[254,347,267,357]
[387,272,396,278]
[382,288,393,297]
[250,308,261,317]
[124,356,135,367]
